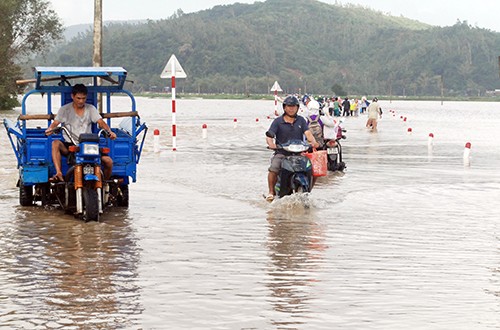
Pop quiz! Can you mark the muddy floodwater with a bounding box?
[0,97,499,329]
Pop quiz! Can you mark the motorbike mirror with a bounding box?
[265,131,275,138]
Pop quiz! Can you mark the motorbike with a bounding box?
[47,126,123,221]
[323,122,346,172]
[266,131,313,198]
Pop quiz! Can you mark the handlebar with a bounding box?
[46,126,112,145]
[98,129,111,138]
[45,126,62,135]
[45,126,78,145]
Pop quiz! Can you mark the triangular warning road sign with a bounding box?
[270,81,282,92]
[160,54,187,79]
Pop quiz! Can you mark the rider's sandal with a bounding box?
[49,174,64,182]
[265,194,275,202]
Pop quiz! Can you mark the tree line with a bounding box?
[1,0,62,109]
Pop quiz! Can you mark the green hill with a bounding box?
[35,0,500,97]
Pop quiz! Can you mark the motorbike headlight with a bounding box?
[285,144,308,153]
[82,144,99,155]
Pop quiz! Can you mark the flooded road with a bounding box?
[0,97,499,329]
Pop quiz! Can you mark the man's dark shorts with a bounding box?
[268,153,285,173]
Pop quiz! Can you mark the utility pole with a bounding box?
[498,56,500,78]
[93,0,103,111]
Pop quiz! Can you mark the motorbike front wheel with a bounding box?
[83,188,100,222]
[294,185,306,193]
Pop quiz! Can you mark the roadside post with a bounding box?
[160,54,187,151]
[270,81,282,117]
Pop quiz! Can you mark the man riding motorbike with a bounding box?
[45,84,117,182]
[265,95,319,202]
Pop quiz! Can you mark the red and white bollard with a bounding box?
[202,123,207,139]
[153,129,160,153]
[407,127,412,134]
[463,142,471,166]
[428,133,434,147]
[233,118,238,129]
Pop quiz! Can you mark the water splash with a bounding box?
[271,193,314,211]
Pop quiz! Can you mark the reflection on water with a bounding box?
[0,99,499,328]
[0,207,142,328]
[266,198,327,329]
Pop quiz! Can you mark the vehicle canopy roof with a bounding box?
[29,66,128,91]
[18,66,136,118]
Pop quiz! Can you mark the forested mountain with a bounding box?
[35,0,500,97]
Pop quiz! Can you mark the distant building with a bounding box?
[485,89,500,96]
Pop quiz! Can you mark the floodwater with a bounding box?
[0,97,499,329]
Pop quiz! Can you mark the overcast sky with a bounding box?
[48,0,500,32]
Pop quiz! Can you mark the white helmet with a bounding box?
[308,99,320,110]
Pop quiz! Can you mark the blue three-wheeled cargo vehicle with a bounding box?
[3,67,148,221]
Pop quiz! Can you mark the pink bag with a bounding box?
[305,149,328,177]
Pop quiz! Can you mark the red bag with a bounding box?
[305,149,328,177]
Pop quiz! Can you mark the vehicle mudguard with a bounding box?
[84,173,99,182]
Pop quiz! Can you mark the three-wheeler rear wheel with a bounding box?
[116,184,129,207]
[19,182,33,206]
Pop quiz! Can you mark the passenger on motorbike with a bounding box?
[266,95,319,202]
[302,95,325,148]
[302,95,321,118]
[320,109,341,146]
[45,84,117,182]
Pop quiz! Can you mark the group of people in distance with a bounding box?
[265,94,382,201]
[306,94,384,130]
[319,95,383,129]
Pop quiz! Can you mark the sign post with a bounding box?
[270,81,282,117]
[160,54,187,151]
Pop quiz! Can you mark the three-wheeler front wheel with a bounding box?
[83,188,99,222]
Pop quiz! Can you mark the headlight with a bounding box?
[82,144,99,155]
[284,144,308,153]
